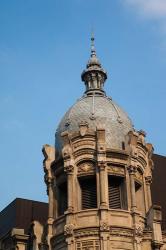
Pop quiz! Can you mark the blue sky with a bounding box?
[0,0,166,211]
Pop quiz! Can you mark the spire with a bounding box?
[90,31,96,57]
[81,34,107,96]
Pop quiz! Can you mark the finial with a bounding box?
[81,34,107,95]
[91,30,96,57]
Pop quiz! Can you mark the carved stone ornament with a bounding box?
[127,165,137,175]
[110,228,133,238]
[79,121,88,137]
[64,224,74,236]
[98,161,106,170]
[145,176,152,185]
[100,221,110,232]
[135,170,143,183]
[78,162,94,173]
[64,164,74,173]
[135,224,143,237]
[108,165,124,176]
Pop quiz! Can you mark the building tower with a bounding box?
[42,37,164,250]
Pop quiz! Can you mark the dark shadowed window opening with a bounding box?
[135,181,145,215]
[108,176,127,210]
[57,182,67,216]
[80,176,97,210]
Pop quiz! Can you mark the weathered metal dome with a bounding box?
[55,36,134,150]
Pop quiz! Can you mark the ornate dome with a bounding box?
[55,95,133,150]
[55,35,134,150]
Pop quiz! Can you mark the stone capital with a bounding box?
[98,161,107,170]
[64,164,74,174]
[127,165,137,175]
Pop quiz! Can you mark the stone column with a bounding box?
[145,176,152,210]
[46,176,54,248]
[98,162,108,208]
[128,166,137,211]
[65,164,74,213]
[48,177,54,219]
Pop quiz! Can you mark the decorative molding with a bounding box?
[100,221,110,232]
[78,162,95,173]
[134,170,143,183]
[98,161,107,170]
[64,224,74,236]
[67,206,74,213]
[79,121,89,137]
[64,164,74,173]
[127,165,137,175]
[74,229,99,238]
[135,224,143,237]
[107,165,125,176]
[73,140,95,150]
[74,149,95,158]
[145,176,152,185]
[110,227,133,238]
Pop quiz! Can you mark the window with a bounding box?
[108,176,127,209]
[57,182,67,216]
[76,240,100,250]
[135,181,145,215]
[79,177,97,210]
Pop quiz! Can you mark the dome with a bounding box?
[55,36,134,150]
[55,94,134,150]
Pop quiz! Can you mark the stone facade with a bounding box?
[42,129,165,250]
